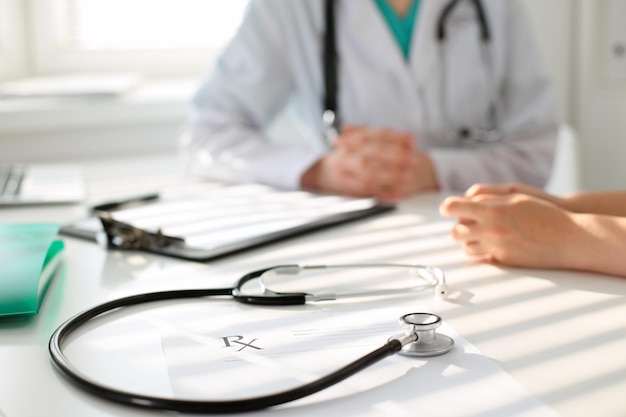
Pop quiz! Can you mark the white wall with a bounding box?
[522,0,574,123]
[524,0,626,191]
[0,80,193,163]
[521,0,579,194]
[574,0,626,190]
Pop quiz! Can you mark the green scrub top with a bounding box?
[373,0,421,59]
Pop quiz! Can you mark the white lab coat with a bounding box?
[181,0,559,191]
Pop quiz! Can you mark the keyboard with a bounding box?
[0,163,86,205]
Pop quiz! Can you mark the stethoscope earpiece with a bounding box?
[435,283,450,299]
[391,312,454,357]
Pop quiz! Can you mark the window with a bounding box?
[0,0,27,80]
[8,0,248,80]
[1,0,250,157]
[61,0,247,50]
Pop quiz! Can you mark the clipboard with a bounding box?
[60,183,394,262]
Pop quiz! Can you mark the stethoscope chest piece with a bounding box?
[391,313,454,357]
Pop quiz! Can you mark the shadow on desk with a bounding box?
[438,263,626,416]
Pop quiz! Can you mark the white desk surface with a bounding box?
[1,154,625,417]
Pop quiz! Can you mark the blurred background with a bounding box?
[0,0,624,191]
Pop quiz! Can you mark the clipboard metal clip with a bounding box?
[95,212,185,250]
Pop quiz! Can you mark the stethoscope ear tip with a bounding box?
[435,284,450,299]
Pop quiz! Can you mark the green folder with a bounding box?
[0,223,64,317]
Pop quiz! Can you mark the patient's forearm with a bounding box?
[569,213,626,277]
[560,191,626,217]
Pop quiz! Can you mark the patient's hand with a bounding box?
[464,183,565,207]
[439,193,584,269]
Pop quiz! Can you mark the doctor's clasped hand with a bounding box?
[301,126,438,202]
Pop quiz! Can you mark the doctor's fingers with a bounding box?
[366,145,417,173]
[336,131,417,173]
[332,164,406,201]
[335,147,413,183]
[345,171,406,200]
[340,142,417,177]
[337,128,415,151]
[331,170,380,199]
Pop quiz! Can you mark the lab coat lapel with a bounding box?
[408,0,449,135]
[410,0,443,88]
[342,1,414,92]
[340,1,448,132]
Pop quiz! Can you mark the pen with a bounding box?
[91,192,159,213]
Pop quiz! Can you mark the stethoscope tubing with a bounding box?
[48,287,404,413]
[49,263,446,412]
[235,263,442,304]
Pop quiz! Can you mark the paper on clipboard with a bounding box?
[60,183,393,261]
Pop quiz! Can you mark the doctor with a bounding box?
[181,0,558,201]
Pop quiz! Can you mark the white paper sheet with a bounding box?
[157,305,562,417]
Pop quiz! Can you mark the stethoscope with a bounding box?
[322,0,502,145]
[49,263,453,413]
